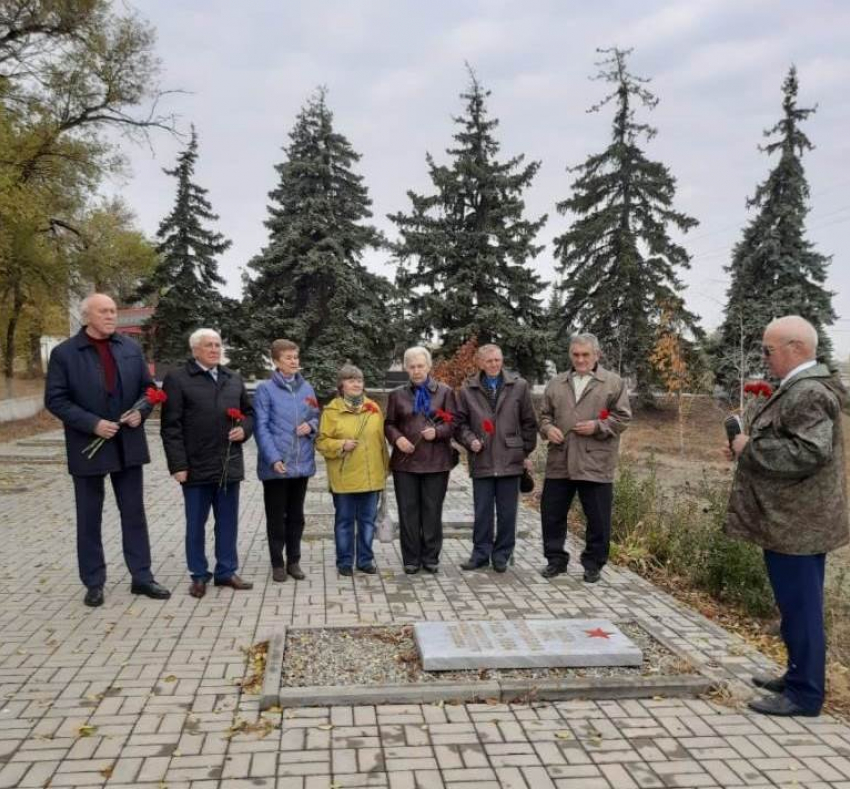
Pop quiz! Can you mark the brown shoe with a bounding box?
[214,574,254,590]
[189,579,207,598]
[287,562,305,580]
[272,566,287,583]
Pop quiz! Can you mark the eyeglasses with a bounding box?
[761,340,796,357]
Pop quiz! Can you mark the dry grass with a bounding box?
[0,409,61,443]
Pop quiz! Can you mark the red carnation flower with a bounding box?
[434,408,454,424]
[482,419,495,435]
[599,409,610,420]
[363,402,379,414]
[145,387,167,405]
[744,381,773,398]
[226,407,245,422]
[304,395,319,409]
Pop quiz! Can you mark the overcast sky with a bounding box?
[112,0,850,356]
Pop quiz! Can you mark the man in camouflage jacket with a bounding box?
[726,316,849,717]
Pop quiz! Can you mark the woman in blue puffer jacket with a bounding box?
[254,339,320,582]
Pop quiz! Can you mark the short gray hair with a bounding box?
[188,328,221,349]
[476,343,503,360]
[337,363,364,390]
[569,333,600,354]
[80,293,116,321]
[403,346,432,369]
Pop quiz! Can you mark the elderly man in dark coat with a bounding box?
[455,344,538,572]
[161,328,254,599]
[45,293,171,607]
[726,315,849,717]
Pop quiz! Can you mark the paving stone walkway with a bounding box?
[2,427,850,788]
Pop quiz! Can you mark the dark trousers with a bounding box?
[73,466,153,589]
[263,477,309,567]
[183,482,240,581]
[393,470,449,567]
[471,476,520,565]
[332,491,379,570]
[541,478,613,572]
[764,549,826,713]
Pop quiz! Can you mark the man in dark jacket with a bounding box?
[726,316,849,717]
[455,344,538,572]
[161,328,254,599]
[45,293,170,607]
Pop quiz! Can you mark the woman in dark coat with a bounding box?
[384,346,457,574]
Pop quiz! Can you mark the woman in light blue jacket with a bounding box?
[254,339,320,582]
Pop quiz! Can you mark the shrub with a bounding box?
[610,461,774,618]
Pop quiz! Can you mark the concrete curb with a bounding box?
[259,627,286,711]
[275,675,714,709]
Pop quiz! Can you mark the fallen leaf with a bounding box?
[77,724,97,737]
[555,730,572,740]
[99,765,114,779]
[163,675,177,683]
[317,723,333,730]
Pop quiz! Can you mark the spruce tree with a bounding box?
[717,66,835,387]
[389,69,548,379]
[141,127,231,364]
[238,89,395,395]
[553,48,699,393]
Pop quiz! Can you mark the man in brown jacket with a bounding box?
[455,344,538,572]
[538,334,631,583]
[725,315,849,717]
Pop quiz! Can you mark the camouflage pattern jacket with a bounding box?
[725,364,849,555]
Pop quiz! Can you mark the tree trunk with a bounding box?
[27,316,44,377]
[3,284,25,379]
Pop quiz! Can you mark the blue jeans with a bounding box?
[183,482,240,581]
[333,491,379,570]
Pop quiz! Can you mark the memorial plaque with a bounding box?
[414,619,642,670]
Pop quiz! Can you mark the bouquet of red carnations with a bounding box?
[82,386,167,460]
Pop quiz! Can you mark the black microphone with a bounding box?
[724,414,742,449]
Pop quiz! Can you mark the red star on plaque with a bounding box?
[585,627,613,639]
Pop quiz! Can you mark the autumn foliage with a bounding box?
[432,336,479,390]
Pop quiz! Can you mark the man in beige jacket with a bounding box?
[538,334,631,582]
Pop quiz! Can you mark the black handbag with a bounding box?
[520,469,535,493]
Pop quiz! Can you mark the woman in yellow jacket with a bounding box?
[316,364,389,576]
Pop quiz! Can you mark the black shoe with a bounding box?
[358,563,377,574]
[422,564,439,574]
[541,564,566,579]
[84,587,104,607]
[583,568,601,584]
[130,580,171,599]
[403,564,420,575]
[748,694,819,717]
[460,559,488,571]
[751,673,786,694]
[492,563,508,573]
[338,566,353,577]
[286,562,305,580]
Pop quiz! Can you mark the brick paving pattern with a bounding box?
[2,427,850,788]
